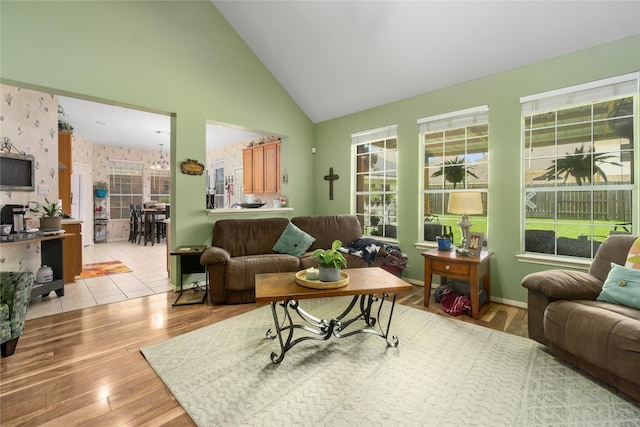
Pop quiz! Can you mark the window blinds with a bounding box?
[351,124,397,145]
[417,105,489,133]
[520,72,639,114]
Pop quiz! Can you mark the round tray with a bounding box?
[295,270,349,289]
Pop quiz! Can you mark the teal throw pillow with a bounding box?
[272,222,315,257]
[596,263,640,310]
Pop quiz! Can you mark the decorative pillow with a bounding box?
[596,262,640,310]
[272,222,315,257]
[625,236,640,270]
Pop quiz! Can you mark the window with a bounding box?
[522,73,637,259]
[352,125,398,239]
[419,106,489,244]
[109,160,143,220]
[150,168,170,204]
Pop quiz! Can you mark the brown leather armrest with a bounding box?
[200,246,230,265]
[521,269,602,301]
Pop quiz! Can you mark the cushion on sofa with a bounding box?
[625,236,640,269]
[596,263,640,310]
[272,222,315,257]
[292,215,363,252]
[544,300,640,385]
[588,234,638,282]
[211,217,290,257]
[521,269,602,300]
[224,254,300,292]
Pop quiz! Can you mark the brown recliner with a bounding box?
[521,234,640,401]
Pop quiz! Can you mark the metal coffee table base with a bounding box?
[265,293,400,364]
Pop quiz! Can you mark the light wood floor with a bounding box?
[0,285,527,426]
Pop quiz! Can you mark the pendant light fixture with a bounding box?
[151,143,169,170]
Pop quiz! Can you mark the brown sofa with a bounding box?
[521,234,640,401]
[200,215,386,305]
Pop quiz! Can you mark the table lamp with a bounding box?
[447,191,483,249]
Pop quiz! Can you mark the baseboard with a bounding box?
[404,277,527,309]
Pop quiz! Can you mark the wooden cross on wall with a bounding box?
[324,167,339,200]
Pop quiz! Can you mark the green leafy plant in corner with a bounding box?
[539,145,621,186]
[58,105,74,133]
[312,239,347,269]
[93,181,108,190]
[431,156,478,188]
[30,198,63,218]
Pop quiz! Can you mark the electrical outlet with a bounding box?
[38,184,49,195]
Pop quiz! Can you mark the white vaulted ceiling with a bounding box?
[214,0,640,123]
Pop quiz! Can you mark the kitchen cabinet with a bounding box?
[58,131,73,215]
[242,140,280,195]
[61,221,82,283]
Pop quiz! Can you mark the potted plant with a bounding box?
[58,105,74,133]
[94,181,108,198]
[30,198,63,231]
[312,239,347,282]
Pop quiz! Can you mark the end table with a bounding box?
[422,248,493,319]
[170,245,208,306]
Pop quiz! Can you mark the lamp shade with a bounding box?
[447,191,483,215]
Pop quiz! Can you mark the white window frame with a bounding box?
[519,73,638,266]
[351,125,399,242]
[109,159,144,220]
[150,168,170,203]
[418,106,489,246]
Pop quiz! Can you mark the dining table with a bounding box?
[141,206,169,245]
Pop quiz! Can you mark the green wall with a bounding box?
[0,0,315,257]
[2,1,638,303]
[314,35,640,303]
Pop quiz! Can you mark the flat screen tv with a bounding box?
[0,152,35,192]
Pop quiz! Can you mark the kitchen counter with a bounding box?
[61,218,82,224]
[206,207,293,216]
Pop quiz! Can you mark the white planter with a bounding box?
[318,266,340,282]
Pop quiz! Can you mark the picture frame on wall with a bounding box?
[466,232,484,256]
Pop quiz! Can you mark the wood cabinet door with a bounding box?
[58,131,73,214]
[252,146,265,194]
[62,222,82,283]
[242,148,254,194]
[264,141,281,194]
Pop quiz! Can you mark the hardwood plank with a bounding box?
[0,285,528,424]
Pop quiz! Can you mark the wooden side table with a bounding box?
[170,245,208,306]
[422,249,493,319]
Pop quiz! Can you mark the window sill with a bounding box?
[516,253,591,270]
[414,242,438,251]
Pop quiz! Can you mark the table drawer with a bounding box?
[431,259,469,276]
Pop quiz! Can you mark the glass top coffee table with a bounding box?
[255,267,412,363]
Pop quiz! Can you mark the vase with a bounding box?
[318,265,340,282]
[39,216,62,231]
[95,189,108,198]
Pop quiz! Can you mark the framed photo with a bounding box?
[466,232,484,256]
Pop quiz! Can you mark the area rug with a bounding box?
[79,260,132,279]
[141,297,640,426]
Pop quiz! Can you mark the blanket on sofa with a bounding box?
[340,238,407,270]
[339,238,383,263]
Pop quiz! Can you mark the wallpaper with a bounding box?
[0,84,59,273]
[0,84,176,272]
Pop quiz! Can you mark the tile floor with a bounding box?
[26,240,171,320]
